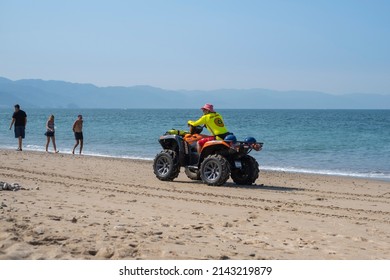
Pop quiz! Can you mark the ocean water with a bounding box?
[1,108,389,181]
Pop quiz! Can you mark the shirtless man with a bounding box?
[72,115,83,154]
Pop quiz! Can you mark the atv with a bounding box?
[153,126,263,186]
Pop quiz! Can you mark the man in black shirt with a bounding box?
[9,104,27,151]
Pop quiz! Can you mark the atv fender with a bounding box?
[199,140,230,163]
[158,134,187,165]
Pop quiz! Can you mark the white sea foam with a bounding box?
[23,146,154,161]
[261,166,390,181]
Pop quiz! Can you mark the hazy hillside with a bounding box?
[1,77,389,109]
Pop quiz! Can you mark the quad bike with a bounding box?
[153,126,263,186]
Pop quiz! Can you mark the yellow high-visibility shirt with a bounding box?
[188,112,228,139]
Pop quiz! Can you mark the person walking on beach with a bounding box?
[45,114,59,153]
[72,115,83,154]
[187,103,230,153]
[9,104,27,151]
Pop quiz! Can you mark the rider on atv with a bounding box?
[153,104,263,186]
[187,103,231,153]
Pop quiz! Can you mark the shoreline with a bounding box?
[1,147,388,183]
[1,149,389,259]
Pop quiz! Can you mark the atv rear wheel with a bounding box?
[153,150,180,181]
[200,154,230,186]
[184,167,201,180]
[231,155,259,185]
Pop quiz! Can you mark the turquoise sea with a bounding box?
[1,109,389,181]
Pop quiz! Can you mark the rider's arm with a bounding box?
[188,115,207,127]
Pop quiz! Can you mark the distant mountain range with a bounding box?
[1,76,389,109]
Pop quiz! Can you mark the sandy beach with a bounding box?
[1,149,389,260]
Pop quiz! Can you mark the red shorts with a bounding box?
[197,136,215,147]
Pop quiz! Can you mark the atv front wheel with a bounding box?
[231,155,259,185]
[200,154,230,186]
[153,150,180,181]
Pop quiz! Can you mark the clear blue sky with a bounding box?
[1,0,389,94]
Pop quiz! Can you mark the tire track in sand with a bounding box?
[1,166,389,225]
